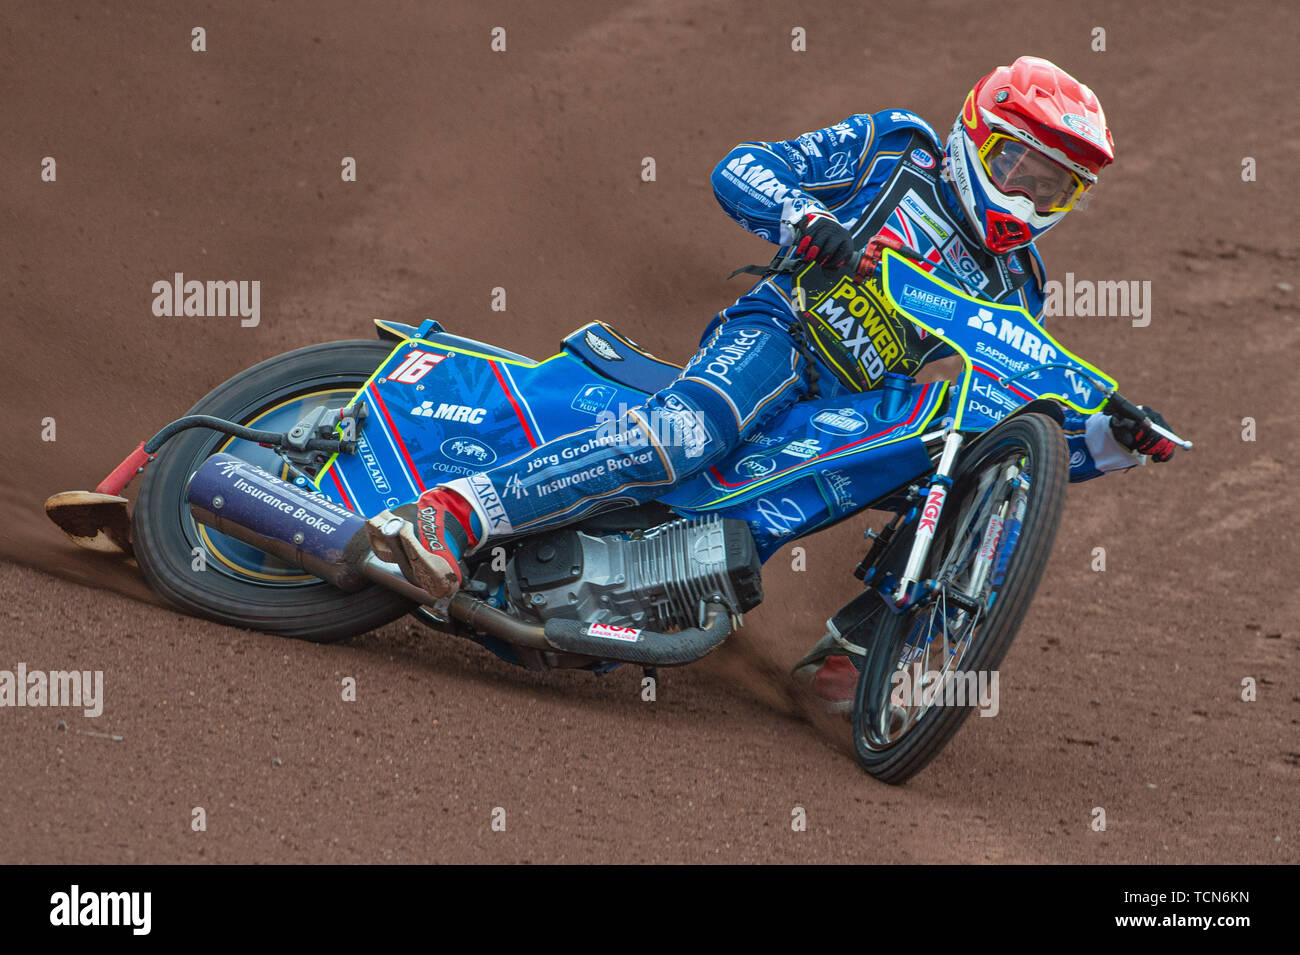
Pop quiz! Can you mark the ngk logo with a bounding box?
[978,514,1004,561]
[917,485,947,539]
[587,622,642,642]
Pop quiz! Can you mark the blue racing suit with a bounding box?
[444,109,1142,541]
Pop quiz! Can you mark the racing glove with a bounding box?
[1109,406,1177,463]
[792,212,856,270]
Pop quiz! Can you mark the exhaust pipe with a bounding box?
[186,453,372,590]
[187,454,738,666]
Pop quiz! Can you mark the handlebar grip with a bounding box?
[1102,395,1193,451]
[1103,392,1147,424]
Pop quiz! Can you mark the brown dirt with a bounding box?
[1,0,1297,863]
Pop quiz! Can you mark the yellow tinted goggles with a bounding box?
[978,133,1089,214]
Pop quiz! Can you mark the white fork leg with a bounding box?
[893,431,964,604]
[962,462,1021,605]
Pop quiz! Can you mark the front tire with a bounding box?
[133,339,415,642]
[851,412,1069,784]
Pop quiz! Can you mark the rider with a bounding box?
[365,56,1177,704]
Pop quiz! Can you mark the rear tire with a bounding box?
[851,413,1069,783]
[133,340,415,642]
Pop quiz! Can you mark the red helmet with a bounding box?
[945,56,1115,253]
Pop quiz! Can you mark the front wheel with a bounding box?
[133,339,415,642]
[851,412,1069,784]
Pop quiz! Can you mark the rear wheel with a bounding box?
[133,339,415,642]
[851,413,1069,783]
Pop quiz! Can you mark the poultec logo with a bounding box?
[701,327,763,386]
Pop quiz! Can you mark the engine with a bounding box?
[504,516,762,631]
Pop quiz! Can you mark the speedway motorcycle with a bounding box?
[47,247,1190,783]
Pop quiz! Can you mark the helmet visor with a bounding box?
[980,135,1088,214]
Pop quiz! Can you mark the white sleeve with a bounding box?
[1085,412,1146,473]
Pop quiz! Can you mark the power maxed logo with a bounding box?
[808,276,906,386]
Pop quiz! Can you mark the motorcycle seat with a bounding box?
[561,322,681,395]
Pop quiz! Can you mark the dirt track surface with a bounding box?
[2,1,1298,863]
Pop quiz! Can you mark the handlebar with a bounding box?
[1102,394,1193,450]
[997,364,1193,451]
[818,235,1195,452]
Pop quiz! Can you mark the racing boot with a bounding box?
[792,655,859,714]
[365,487,481,599]
[791,628,862,715]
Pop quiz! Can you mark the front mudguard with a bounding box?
[1004,398,1065,428]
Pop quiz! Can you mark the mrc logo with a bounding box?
[966,308,1058,365]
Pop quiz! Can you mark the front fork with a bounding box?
[886,430,1026,617]
[887,430,964,610]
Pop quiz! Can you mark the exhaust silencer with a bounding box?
[186,455,739,666]
[187,453,371,590]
